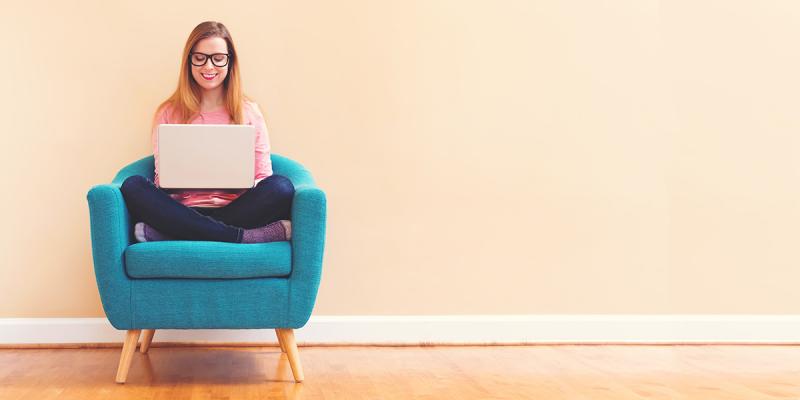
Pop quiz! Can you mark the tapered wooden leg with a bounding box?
[116,330,141,383]
[276,328,304,382]
[275,329,286,353]
[139,329,155,354]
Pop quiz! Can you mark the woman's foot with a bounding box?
[281,220,292,239]
[134,222,175,242]
[241,220,292,243]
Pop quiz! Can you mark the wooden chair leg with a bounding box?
[275,329,286,353]
[139,329,156,354]
[116,330,141,383]
[276,328,304,382]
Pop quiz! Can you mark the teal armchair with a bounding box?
[86,154,326,383]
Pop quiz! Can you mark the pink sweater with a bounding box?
[152,101,273,208]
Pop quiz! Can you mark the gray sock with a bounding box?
[134,222,175,242]
[241,220,290,243]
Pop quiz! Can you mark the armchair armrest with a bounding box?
[273,155,327,327]
[86,184,133,329]
[287,185,327,327]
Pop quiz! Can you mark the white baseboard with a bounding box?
[2,315,800,345]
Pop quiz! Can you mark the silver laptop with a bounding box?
[157,124,255,189]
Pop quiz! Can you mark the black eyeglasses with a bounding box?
[189,52,230,67]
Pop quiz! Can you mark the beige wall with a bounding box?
[2,0,799,317]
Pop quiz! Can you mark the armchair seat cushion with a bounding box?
[125,241,292,279]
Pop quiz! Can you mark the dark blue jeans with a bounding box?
[120,175,295,242]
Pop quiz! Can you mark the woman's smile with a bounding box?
[201,72,217,81]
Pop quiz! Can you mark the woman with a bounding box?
[121,21,294,243]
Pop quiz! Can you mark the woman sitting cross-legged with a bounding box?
[121,21,293,244]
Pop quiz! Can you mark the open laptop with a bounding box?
[157,124,256,189]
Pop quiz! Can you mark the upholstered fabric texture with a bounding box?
[86,154,326,330]
[125,241,292,279]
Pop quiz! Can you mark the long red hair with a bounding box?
[154,21,247,126]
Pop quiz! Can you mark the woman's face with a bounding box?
[189,36,230,92]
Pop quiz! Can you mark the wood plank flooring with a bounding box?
[2,345,800,399]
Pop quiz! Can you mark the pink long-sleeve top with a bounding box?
[152,101,273,208]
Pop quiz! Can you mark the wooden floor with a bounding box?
[2,344,800,399]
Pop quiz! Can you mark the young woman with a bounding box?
[121,21,294,243]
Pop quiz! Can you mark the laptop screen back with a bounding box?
[157,124,255,189]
